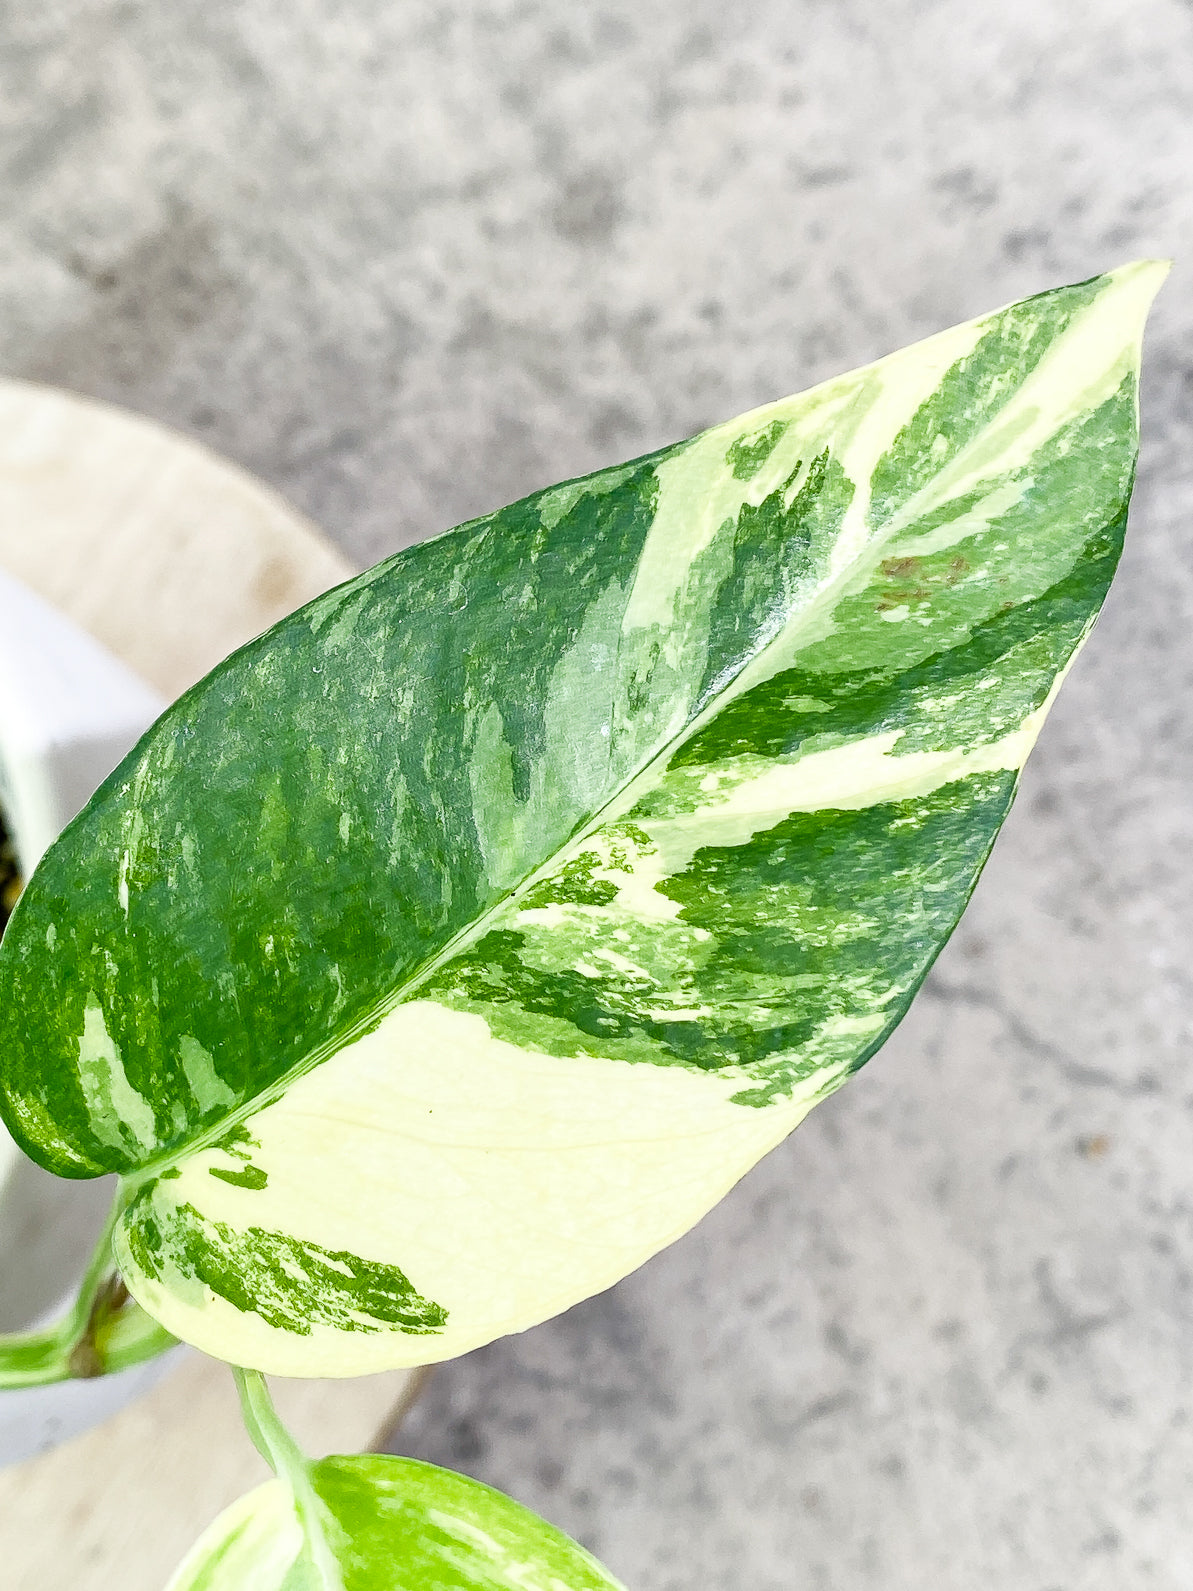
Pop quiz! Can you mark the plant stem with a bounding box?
[0,1182,176,1388]
[233,1368,344,1591]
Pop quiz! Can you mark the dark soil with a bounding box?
[0,806,21,938]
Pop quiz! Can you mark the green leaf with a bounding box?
[165,1453,625,1591]
[0,262,1165,1374]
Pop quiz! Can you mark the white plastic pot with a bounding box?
[0,566,176,1465]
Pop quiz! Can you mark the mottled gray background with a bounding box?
[4,2,1192,1587]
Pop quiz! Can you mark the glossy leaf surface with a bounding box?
[165,1454,625,1591]
[0,263,1164,1373]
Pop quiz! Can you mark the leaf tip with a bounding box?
[1104,256,1171,318]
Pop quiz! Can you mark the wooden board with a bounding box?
[0,381,424,1587]
[3,1355,432,1591]
[0,379,350,700]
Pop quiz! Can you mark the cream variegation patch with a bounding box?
[592,665,1070,927]
[165,1480,302,1591]
[78,996,157,1156]
[118,1000,832,1375]
[711,262,1164,710]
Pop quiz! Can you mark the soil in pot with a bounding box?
[0,805,19,935]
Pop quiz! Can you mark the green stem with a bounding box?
[0,1183,176,1388]
[233,1368,344,1591]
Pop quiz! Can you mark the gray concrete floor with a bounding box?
[3,3,1192,1586]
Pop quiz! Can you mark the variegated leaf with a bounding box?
[0,262,1164,1374]
[165,1453,625,1591]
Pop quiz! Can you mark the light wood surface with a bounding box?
[4,1355,431,1591]
[0,379,351,700]
[0,381,423,1588]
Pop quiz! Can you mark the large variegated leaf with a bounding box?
[166,1454,625,1591]
[0,263,1164,1374]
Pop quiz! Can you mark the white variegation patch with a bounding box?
[77,996,157,1156]
[166,1482,303,1591]
[118,999,826,1374]
[623,310,992,638]
[595,665,1073,925]
[889,262,1160,541]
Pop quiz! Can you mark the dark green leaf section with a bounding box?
[209,1165,269,1191]
[424,772,1018,1105]
[206,1122,270,1190]
[0,395,853,1178]
[680,501,1129,770]
[415,461,1131,1103]
[727,417,788,480]
[795,384,1135,681]
[122,1197,447,1336]
[865,274,1105,523]
[692,449,850,711]
[0,449,675,1177]
[0,409,861,1179]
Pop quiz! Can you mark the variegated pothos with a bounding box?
[166,1454,625,1591]
[0,262,1164,1373]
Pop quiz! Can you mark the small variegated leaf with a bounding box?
[0,262,1164,1373]
[165,1453,625,1591]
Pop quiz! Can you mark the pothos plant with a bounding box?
[0,260,1165,1589]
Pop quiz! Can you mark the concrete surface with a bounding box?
[2,2,1191,1587]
